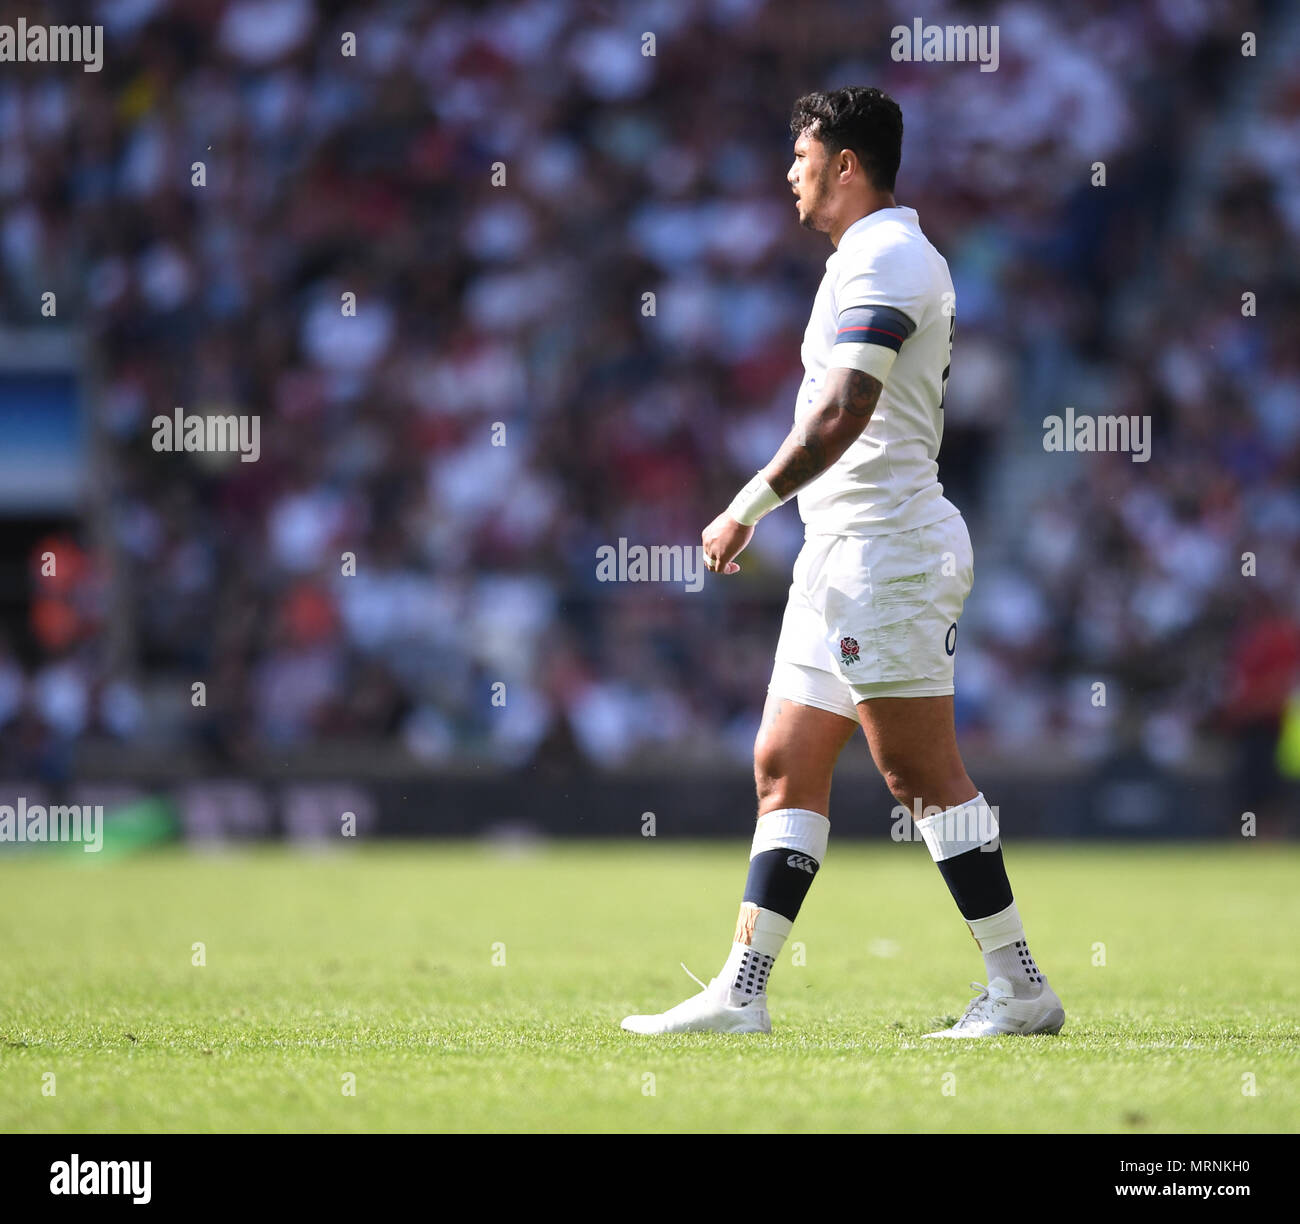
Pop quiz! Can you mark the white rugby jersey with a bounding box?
[794,205,960,536]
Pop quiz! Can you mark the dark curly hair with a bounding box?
[790,87,903,192]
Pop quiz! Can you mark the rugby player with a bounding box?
[622,87,1065,1039]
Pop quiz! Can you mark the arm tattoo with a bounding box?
[842,368,881,418]
[764,368,882,500]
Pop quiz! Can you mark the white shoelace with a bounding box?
[952,981,1006,1028]
[679,960,760,1010]
[680,962,710,992]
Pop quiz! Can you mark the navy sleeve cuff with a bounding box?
[833,304,916,351]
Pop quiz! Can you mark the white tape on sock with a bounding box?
[967,900,1024,953]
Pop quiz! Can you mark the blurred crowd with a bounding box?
[1,0,1297,788]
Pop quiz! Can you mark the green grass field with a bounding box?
[1,841,1296,1133]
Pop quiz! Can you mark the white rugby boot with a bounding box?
[922,977,1065,1038]
[621,964,771,1035]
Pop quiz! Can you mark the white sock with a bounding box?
[719,906,792,1000]
[716,808,828,1003]
[968,901,1045,998]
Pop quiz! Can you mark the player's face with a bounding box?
[788,131,834,232]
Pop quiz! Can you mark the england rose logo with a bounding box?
[840,636,860,665]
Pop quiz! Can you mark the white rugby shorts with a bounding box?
[768,513,974,717]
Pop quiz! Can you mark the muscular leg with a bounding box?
[854,694,974,811]
[856,693,1053,1007]
[706,695,856,1002]
[754,693,858,818]
[621,690,858,1030]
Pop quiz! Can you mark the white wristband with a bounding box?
[727,473,784,526]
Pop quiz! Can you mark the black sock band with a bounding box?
[934,841,1013,920]
[742,848,820,922]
